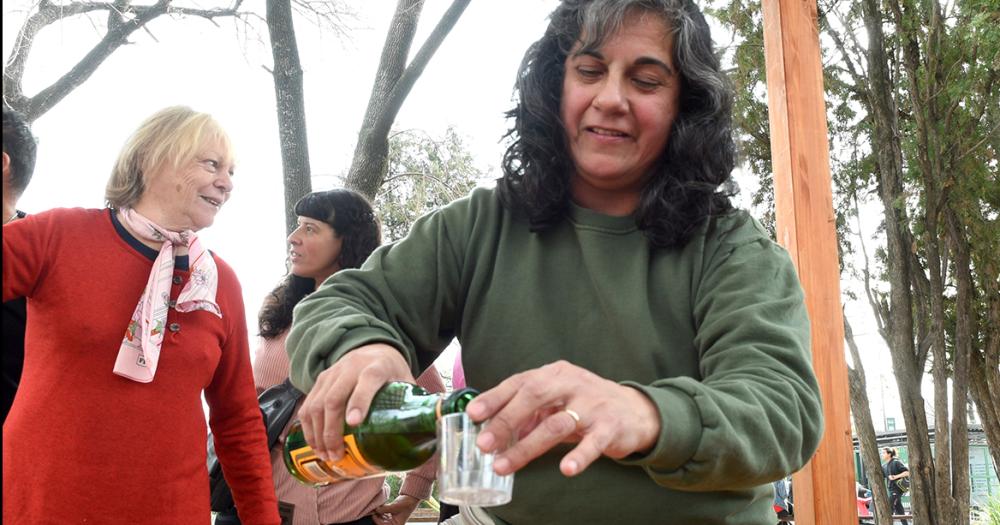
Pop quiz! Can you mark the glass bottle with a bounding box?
[283,381,479,486]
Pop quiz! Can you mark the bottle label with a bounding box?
[341,435,383,477]
[288,447,333,485]
[287,437,383,483]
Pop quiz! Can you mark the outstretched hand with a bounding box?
[297,343,413,462]
[465,360,661,477]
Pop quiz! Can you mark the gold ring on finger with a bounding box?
[564,408,582,429]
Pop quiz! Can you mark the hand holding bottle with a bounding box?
[297,343,413,462]
[465,360,662,478]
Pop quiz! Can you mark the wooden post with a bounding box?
[761,1,856,524]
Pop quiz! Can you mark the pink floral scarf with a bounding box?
[113,208,222,383]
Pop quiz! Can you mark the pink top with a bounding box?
[253,332,444,525]
[452,349,466,389]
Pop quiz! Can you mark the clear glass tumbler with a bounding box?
[437,412,514,506]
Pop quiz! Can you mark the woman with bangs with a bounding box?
[2,106,280,524]
[286,1,823,523]
[252,189,444,525]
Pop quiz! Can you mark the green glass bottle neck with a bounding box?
[440,387,479,416]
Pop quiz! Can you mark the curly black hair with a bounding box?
[496,0,736,248]
[2,105,37,197]
[258,189,381,339]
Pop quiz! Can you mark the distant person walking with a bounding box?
[772,477,792,523]
[882,447,910,525]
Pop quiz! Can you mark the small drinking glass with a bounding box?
[437,412,514,506]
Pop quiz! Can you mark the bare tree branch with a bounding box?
[2,0,251,121]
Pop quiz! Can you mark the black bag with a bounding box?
[889,458,911,494]
[207,378,304,519]
[894,476,911,493]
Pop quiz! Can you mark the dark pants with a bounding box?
[889,491,908,525]
[439,502,460,523]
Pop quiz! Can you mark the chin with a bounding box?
[192,216,217,231]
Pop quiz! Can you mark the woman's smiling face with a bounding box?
[560,12,681,214]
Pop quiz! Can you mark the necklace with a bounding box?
[4,211,18,225]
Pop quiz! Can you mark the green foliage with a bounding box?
[386,472,402,499]
[375,127,486,242]
[713,5,999,519]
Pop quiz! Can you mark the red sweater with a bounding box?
[2,208,280,525]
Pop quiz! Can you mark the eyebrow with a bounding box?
[574,49,675,76]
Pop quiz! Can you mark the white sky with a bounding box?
[3,0,915,425]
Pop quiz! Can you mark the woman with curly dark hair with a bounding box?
[257,189,381,339]
[252,189,444,525]
[287,1,822,523]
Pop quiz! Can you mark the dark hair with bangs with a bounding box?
[496,0,736,248]
[258,189,381,339]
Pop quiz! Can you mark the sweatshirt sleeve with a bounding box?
[286,193,476,392]
[618,217,823,490]
[204,262,281,525]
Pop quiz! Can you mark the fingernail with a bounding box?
[348,408,362,424]
[477,431,496,450]
[494,457,511,474]
[564,459,579,476]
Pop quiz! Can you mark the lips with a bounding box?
[586,126,630,138]
[200,195,223,208]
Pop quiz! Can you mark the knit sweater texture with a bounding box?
[2,208,280,525]
[287,188,823,524]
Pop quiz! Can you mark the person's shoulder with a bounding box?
[205,251,244,298]
[428,186,506,230]
[709,210,770,244]
[685,209,771,254]
[30,207,105,222]
[442,186,500,214]
[207,250,239,282]
[15,207,108,233]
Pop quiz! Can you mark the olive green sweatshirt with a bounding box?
[287,188,822,524]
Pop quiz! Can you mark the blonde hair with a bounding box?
[105,106,234,209]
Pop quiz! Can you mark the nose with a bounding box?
[216,170,234,196]
[287,230,301,245]
[592,77,628,114]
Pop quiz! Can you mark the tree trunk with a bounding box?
[946,209,975,525]
[861,0,937,522]
[969,336,1000,478]
[344,0,471,200]
[266,0,312,237]
[845,316,895,524]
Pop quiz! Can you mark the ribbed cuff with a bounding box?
[615,381,701,472]
[399,472,435,500]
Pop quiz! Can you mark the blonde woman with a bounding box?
[2,106,279,524]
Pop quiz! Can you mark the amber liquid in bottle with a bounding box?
[283,381,478,486]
